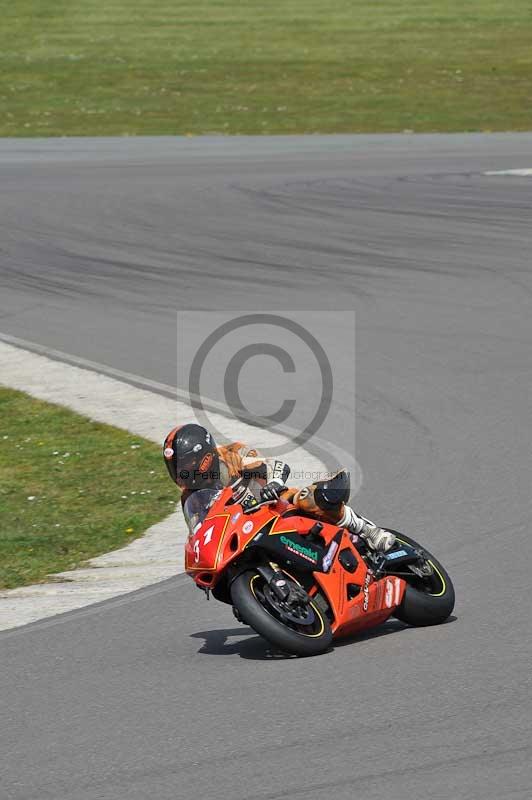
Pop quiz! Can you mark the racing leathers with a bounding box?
[213,441,395,552]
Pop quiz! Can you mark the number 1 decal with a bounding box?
[203,525,215,546]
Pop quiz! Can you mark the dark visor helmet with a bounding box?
[163,424,220,493]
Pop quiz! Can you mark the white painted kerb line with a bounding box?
[484,168,532,177]
[0,339,327,631]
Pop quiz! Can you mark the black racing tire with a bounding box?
[390,532,455,627]
[231,570,332,657]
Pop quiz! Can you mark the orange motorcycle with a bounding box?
[184,486,455,656]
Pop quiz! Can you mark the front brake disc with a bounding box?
[263,585,316,627]
[408,560,434,578]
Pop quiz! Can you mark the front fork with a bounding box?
[256,562,294,603]
[229,559,310,610]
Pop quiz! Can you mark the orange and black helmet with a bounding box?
[163,424,220,493]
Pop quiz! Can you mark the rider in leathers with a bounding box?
[163,423,395,552]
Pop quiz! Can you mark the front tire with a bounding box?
[390,532,455,626]
[231,570,332,657]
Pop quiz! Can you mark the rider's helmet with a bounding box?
[163,424,220,494]
[314,469,350,511]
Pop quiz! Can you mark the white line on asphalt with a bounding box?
[484,168,532,176]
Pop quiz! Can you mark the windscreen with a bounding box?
[182,487,222,535]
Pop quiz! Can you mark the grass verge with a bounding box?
[1,0,531,136]
[0,386,177,590]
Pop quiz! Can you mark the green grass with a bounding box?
[0,387,178,589]
[1,0,531,136]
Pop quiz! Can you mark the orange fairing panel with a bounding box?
[185,514,230,572]
[315,557,406,636]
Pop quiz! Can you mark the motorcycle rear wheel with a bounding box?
[231,570,332,657]
[390,532,455,626]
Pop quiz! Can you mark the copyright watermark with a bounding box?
[177,310,355,468]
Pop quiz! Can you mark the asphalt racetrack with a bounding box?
[1,134,532,799]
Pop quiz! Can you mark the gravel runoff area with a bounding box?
[0,340,326,631]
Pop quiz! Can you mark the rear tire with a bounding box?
[390,532,455,626]
[231,570,332,657]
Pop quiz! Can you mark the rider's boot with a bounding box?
[339,506,396,552]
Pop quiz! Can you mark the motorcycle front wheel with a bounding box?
[231,570,332,657]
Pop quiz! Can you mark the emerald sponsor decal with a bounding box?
[280,535,318,564]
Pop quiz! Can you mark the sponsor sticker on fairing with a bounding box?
[363,572,371,612]
[385,577,402,607]
[280,535,318,564]
[385,579,394,608]
[242,520,254,534]
[322,540,339,572]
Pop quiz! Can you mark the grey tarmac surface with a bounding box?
[1,134,532,799]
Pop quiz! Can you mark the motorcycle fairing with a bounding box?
[184,513,231,572]
[185,487,407,636]
[244,514,328,572]
[314,552,406,636]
